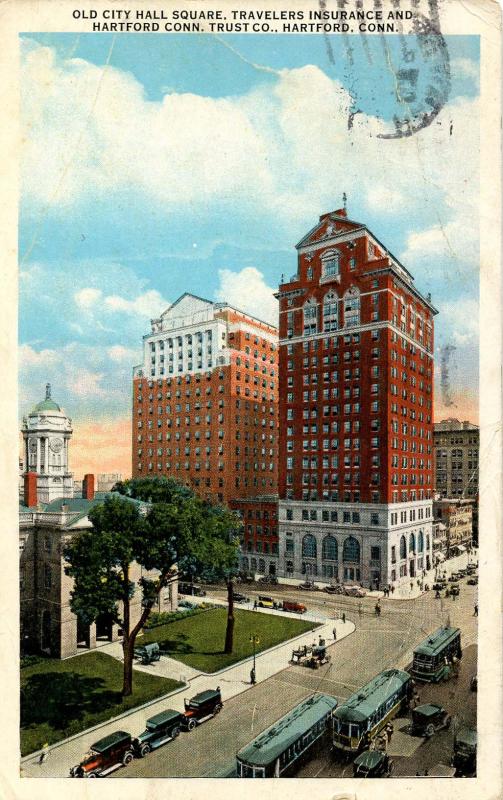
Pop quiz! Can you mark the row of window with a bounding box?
[284,489,433,503]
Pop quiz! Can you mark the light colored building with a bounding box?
[432,520,448,563]
[433,498,474,558]
[21,384,74,503]
[275,205,436,589]
[97,473,123,492]
[434,419,479,499]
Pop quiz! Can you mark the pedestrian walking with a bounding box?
[410,581,414,592]
[473,604,478,616]
[250,667,256,685]
[39,743,49,766]
[386,722,394,743]
[358,602,363,617]
[333,627,337,641]
[391,585,395,595]
[253,599,257,610]
[342,612,346,624]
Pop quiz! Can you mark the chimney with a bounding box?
[24,472,38,508]
[82,473,95,501]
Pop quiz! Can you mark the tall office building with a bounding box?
[276,206,437,588]
[132,293,278,504]
[434,419,479,499]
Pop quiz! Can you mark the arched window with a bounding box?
[409,532,416,553]
[322,536,338,561]
[418,530,424,552]
[426,534,430,551]
[321,250,340,279]
[303,299,318,336]
[323,292,339,332]
[302,534,317,558]
[343,536,360,563]
[344,287,360,328]
[400,535,407,559]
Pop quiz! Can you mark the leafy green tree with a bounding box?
[64,491,209,696]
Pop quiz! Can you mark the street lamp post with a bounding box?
[250,633,259,684]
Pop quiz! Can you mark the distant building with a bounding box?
[97,473,123,492]
[432,520,448,563]
[132,293,279,505]
[433,498,474,558]
[434,419,479,499]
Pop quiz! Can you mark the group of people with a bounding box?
[370,722,394,752]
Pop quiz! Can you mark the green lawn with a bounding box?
[140,606,319,672]
[20,651,182,756]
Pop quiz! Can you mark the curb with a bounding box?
[21,679,189,764]
[21,614,344,764]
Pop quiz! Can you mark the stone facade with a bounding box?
[433,498,474,558]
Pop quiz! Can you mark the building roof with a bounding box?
[237,694,338,766]
[413,626,460,657]
[30,383,62,414]
[334,669,410,723]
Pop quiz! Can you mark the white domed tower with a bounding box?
[22,383,74,503]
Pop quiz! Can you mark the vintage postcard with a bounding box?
[1,0,501,798]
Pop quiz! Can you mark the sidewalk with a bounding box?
[21,609,355,777]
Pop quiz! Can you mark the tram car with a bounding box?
[333,668,411,754]
[236,693,338,777]
[410,626,462,683]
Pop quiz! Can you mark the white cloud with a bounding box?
[436,298,479,346]
[74,287,102,308]
[452,57,479,86]
[19,343,60,367]
[215,267,278,326]
[107,345,139,362]
[69,368,108,398]
[104,289,168,318]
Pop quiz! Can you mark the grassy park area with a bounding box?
[140,606,319,672]
[20,651,182,756]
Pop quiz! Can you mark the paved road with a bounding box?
[119,576,477,777]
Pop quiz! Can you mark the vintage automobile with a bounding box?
[297,581,319,591]
[133,710,184,757]
[432,581,447,591]
[457,567,468,576]
[178,582,207,597]
[70,731,135,777]
[282,599,307,614]
[467,575,478,585]
[448,574,460,582]
[257,595,278,609]
[232,592,250,604]
[134,642,161,665]
[466,563,477,573]
[343,584,366,597]
[323,584,344,594]
[182,687,223,730]
[352,750,394,778]
[449,583,460,596]
[452,726,477,775]
[290,643,330,669]
[410,704,451,737]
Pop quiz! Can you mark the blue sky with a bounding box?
[19,33,480,474]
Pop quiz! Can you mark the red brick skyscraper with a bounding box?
[276,206,437,588]
[132,294,278,505]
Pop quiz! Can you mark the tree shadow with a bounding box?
[21,671,120,731]
[156,633,194,656]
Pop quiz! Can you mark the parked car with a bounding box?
[457,568,468,576]
[410,704,451,737]
[178,599,197,609]
[70,731,135,777]
[178,582,206,597]
[133,710,184,757]
[257,595,278,609]
[297,581,319,591]
[467,575,478,585]
[448,574,460,582]
[353,750,394,778]
[323,585,343,595]
[452,726,477,775]
[449,583,460,596]
[466,563,477,573]
[343,585,366,597]
[232,592,250,604]
[282,599,307,614]
[182,687,223,730]
[432,581,447,591]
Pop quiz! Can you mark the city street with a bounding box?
[119,573,477,778]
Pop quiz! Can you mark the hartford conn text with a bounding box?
[75,8,410,33]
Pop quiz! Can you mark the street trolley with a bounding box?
[410,626,462,683]
[236,694,338,777]
[332,669,411,755]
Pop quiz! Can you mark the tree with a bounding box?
[194,505,242,655]
[64,491,208,697]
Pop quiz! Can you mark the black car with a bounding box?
[182,687,223,730]
[452,726,477,775]
[410,704,451,737]
[232,592,250,604]
[353,750,394,778]
[432,581,447,591]
[133,710,185,757]
[70,731,135,777]
[467,575,478,585]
